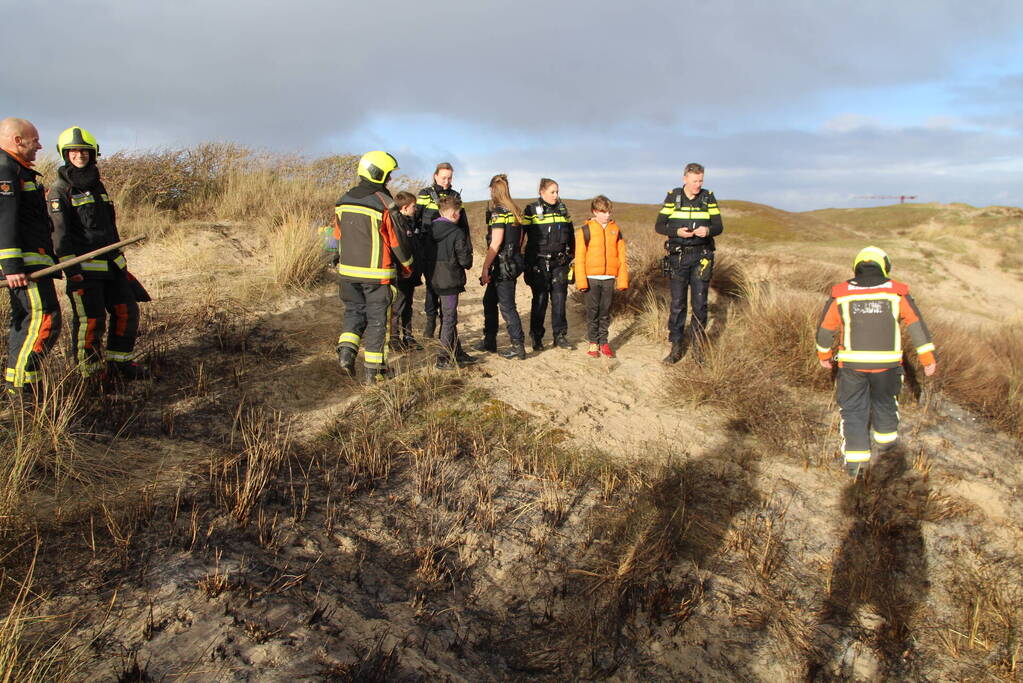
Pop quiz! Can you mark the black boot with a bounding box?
[109,361,152,380]
[499,342,526,360]
[472,337,497,353]
[423,317,437,339]
[455,350,481,366]
[403,336,424,351]
[337,346,357,377]
[531,336,545,352]
[364,366,390,385]
[554,334,573,350]
[662,341,685,365]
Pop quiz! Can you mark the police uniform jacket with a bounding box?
[523,198,573,264]
[654,187,724,251]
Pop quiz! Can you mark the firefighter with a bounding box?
[334,151,414,384]
[47,126,149,380]
[656,162,724,364]
[523,178,574,351]
[0,117,61,397]
[815,246,937,477]
[414,163,469,339]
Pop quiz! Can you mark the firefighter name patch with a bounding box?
[50,199,62,212]
[0,181,12,196]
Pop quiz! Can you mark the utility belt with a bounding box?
[491,249,524,281]
[662,244,714,280]
[534,251,570,267]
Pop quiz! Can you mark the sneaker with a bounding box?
[662,341,685,365]
[587,343,600,358]
[600,343,615,358]
[455,351,481,366]
[499,343,526,360]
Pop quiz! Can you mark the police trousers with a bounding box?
[338,281,394,370]
[482,278,524,345]
[667,249,713,343]
[527,260,569,342]
[5,279,61,388]
[836,366,903,465]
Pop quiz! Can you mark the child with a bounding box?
[429,195,478,369]
[389,191,423,351]
[575,195,628,358]
[815,246,937,477]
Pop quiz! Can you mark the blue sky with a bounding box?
[4,1,1023,210]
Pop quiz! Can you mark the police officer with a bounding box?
[47,126,148,380]
[415,163,468,338]
[656,162,724,364]
[334,151,414,384]
[523,178,574,351]
[0,117,61,396]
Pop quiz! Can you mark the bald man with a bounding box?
[0,117,61,395]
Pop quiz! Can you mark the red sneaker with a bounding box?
[600,344,615,358]
[586,343,600,358]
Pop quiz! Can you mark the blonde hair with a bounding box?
[538,177,558,193]
[437,194,462,213]
[488,174,522,223]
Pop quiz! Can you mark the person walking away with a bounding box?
[415,163,468,338]
[388,191,423,351]
[815,246,937,478]
[334,151,414,384]
[656,162,723,364]
[473,174,526,360]
[429,195,478,369]
[575,195,628,358]
[0,118,61,398]
[523,178,574,351]
[48,126,149,381]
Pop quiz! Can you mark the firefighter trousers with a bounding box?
[5,279,61,388]
[338,280,394,370]
[67,276,140,376]
[836,366,903,465]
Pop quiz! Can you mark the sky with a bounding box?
[4,0,1023,210]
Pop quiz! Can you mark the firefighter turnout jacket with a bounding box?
[47,165,126,279]
[334,180,413,284]
[815,276,936,370]
[654,187,723,251]
[0,149,57,277]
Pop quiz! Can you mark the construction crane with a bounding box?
[854,195,917,204]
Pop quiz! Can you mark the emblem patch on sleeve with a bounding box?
[0,181,12,196]
[50,199,62,212]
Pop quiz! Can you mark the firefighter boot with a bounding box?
[662,341,685,365]
[364,367,390,385]
[337,346,357,377]
[109,361,151,381]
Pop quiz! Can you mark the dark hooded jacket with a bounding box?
[47,163,123,279]
[430,217,472,295]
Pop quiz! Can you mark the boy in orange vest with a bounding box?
[575,195,629,358]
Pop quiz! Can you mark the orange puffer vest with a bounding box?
[575,219,628,288]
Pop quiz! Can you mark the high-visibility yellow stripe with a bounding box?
[59,254,77,262]
[338,205,383,219]
[529,216,569,224]
[13,283,44,386]
[0,248,21,259]
[844,451,872,463]
[872,430,898,444]
[916,343,935,354]
[835,350,903,363]
[667,211,711,220]
[71,194,95,206]
[22,253,53,266]
[815,344,831,354]
[337,263,395,279]
[21,182,37,191]
[113,254,126,269]
[708,208,721,216]
[338,332,361,346]
[81,260,109,272]
[835,293,901,305]
[71,289,89,373]
[364,351,384,364]
[106,350,136,362]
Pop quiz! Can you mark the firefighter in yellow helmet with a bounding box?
[333,151,414,383]
[47,127,149,381]
[815,246,936,477]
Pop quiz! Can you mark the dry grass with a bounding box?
[269,210,326,290]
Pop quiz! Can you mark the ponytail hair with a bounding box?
[489,174,522,224]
